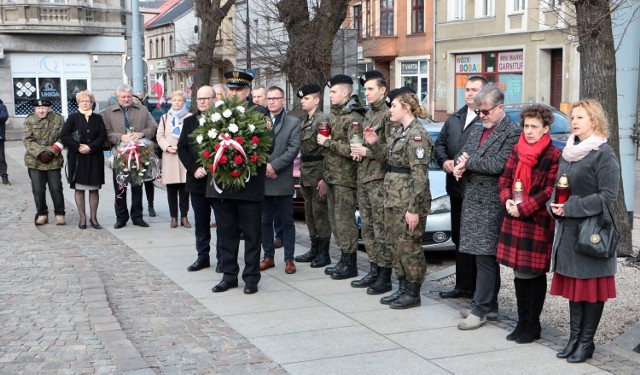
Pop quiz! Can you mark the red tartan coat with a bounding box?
[496,143,561,274]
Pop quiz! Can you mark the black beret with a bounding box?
[297,84,322,98]
[224,70,254,88]
[327,74,353,88]
[32,99,52,107]
[358,70,385,86]
[385,87,416,107]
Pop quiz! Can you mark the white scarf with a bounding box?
[79,108,92,122]
[562,133,607,162]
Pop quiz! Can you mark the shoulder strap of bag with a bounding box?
[600,195,617,230]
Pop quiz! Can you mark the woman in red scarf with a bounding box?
[496,105,561,344]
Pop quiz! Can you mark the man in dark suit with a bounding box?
[434,76,487,299]
[258,86,301,274]
[103,84,157,229]
[177,85,219,273]
[208,70,270,295]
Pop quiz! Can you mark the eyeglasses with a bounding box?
[474,104,501,116]
[196,97,214,102]
[266,97,284,101]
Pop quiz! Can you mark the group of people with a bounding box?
[434,76,620,363]
[17,68,620,364]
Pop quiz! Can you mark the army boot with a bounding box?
[312,237,331,268]
[351,263,379,288]
[380,278,406,305]
[296,236,319,263]
[331,251,358,280]
[324,250,344,275]
[367,267,392,295]
[390,281,422,309]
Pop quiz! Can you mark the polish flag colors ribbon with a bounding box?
[211,133,247,175]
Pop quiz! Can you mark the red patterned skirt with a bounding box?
[550,273,616,302]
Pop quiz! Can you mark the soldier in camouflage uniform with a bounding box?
[317,74,364,280]
[365,87,433,309]
[349,70,395,294]
[294,84,332,268]
[22,99,66,225]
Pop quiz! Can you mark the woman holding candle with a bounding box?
[549,99,620,363]
[496,105,561,343]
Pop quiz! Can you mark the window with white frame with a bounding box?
[380,0,394,36]
[512,0,525,13]
[476,0,495,17]
[542,0,562,9]
[448,0,465,21]
[411,0,424,33]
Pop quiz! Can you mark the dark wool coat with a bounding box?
[60,112,107,187]
[496,142,561,273]
[457,115,522,256]
[549,142,620,279]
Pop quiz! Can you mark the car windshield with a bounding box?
[428,132,442,171]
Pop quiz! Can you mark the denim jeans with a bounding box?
[262,195,295,261]
[28,168,65,216]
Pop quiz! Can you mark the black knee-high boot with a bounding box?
[517,274,547,344]
[567,301,604,363]
[507,278,529,341]
[557,301,583,358]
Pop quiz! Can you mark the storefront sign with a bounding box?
[497,51,524,73]
[401,61,419,75]
[455,54,482,74]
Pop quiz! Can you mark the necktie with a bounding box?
[123,107,131,133]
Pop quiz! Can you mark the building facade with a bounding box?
[0,0,126,130]
[349,0,434,108]
[434,0,580,119]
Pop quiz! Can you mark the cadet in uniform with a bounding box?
[317,74,364,280]
[22,99,66,225]
[365,87,433,309]
[294,84,332,268]
[349,70,394,294]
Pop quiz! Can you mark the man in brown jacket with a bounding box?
[103,84,158,229]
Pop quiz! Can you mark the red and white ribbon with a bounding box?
[120,140,145,171]
[211,133,247,174]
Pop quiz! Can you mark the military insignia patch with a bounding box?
[416,147,425,159]
[414,136,422,141]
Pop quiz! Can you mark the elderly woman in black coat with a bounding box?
[452,84,522,330]
[60,90,107,229]
[549,99,620,363]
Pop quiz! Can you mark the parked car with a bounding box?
[504,103,570,150]
[293,155,304,215]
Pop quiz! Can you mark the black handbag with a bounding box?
[575,197,619,259]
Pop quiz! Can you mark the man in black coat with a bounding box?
[0,98,10,185]
[208,70,270,295]
[178,85,219,273]
[434,76,487,299]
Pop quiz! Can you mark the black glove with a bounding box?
[37,151,55,164]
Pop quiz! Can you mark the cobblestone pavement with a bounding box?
[0,147,285,374]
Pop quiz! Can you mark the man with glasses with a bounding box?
[452,84,521,330]
[258,86,301,274]
[178,85,220,273]
[104,84,158,229]
[435,76,487,300]
[207,70,270,295]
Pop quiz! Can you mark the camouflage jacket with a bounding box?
[383,119,433,216]
[299,110,330,188]
[23,112,65,170]
[357,99,396,184]
[323,99,365,188]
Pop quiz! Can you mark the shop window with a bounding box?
[380,0,394,36]
[353,5,362,38]
[449,0,464,21]
[13,78,38,116]
[66,79,88,115]
[411,0,424,33]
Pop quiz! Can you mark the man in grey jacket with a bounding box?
[258,86,301,274]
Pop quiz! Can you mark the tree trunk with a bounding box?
[575,0,632,256]
[192,0,236,111]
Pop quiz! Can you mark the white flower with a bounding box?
[124,168,129,172]
[228,124,239,133]
[236,106,245,113]
[141,169,147,172]
[210,112,222,122]
[222,109,232,118]
[198,117,206,126]
[138,172,144,176]
[215,100,224,108]
[207,129,218,139]
[196,135,204,144]
[144,162,149,165]
[248,124,256,133]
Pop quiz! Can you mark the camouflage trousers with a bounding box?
[301,185,331,239]
[358,180,391,267]
[385,207,427,283]
[327,183,358,253]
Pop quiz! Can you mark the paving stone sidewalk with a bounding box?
[0,149,284,374]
